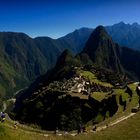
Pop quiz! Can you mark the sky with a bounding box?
[0,0,140,38]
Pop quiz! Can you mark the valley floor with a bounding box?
[1,110,140,140]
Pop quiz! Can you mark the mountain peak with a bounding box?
[83,25,112,53]
[132,22,140,28]
[95,25,106,31]
[54,49,74,68]
[118,21,125,25]
[82,25,122,72]
[92,25,110,39]
[112,21,130,28]
[82,26,111,49]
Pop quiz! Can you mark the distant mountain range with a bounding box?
[1,22,140,98]
[60,21,140,52]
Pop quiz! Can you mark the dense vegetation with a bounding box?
[0,33,78,98]
[1,109,140,140]
[14,57,137,130]
[1,22,140,98]
[12,25,140,131]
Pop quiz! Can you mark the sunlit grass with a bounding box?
[79,70,112,87]
[91,92,107,102]
[2,111,140,140]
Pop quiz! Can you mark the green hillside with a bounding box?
[13,62,139,131]
[12,26,140,132]
[1,25,140,140]
[0,32,70,98]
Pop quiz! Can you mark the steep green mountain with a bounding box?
[0,32,66,98]
[34,37,64,69]
[81,26,123,73]
[81,26,140,81]
[13,26,140,131]
[0,32,38,98]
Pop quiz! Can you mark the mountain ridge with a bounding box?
[13,26,140,131]
[1,22,140,98]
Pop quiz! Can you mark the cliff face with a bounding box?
[82,26,123,73]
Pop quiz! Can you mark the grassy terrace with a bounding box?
[91,92,107,102]
[94,83,139,127]
[69,93,88,99]
[114,84,138,112]
[79,70,113,87]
